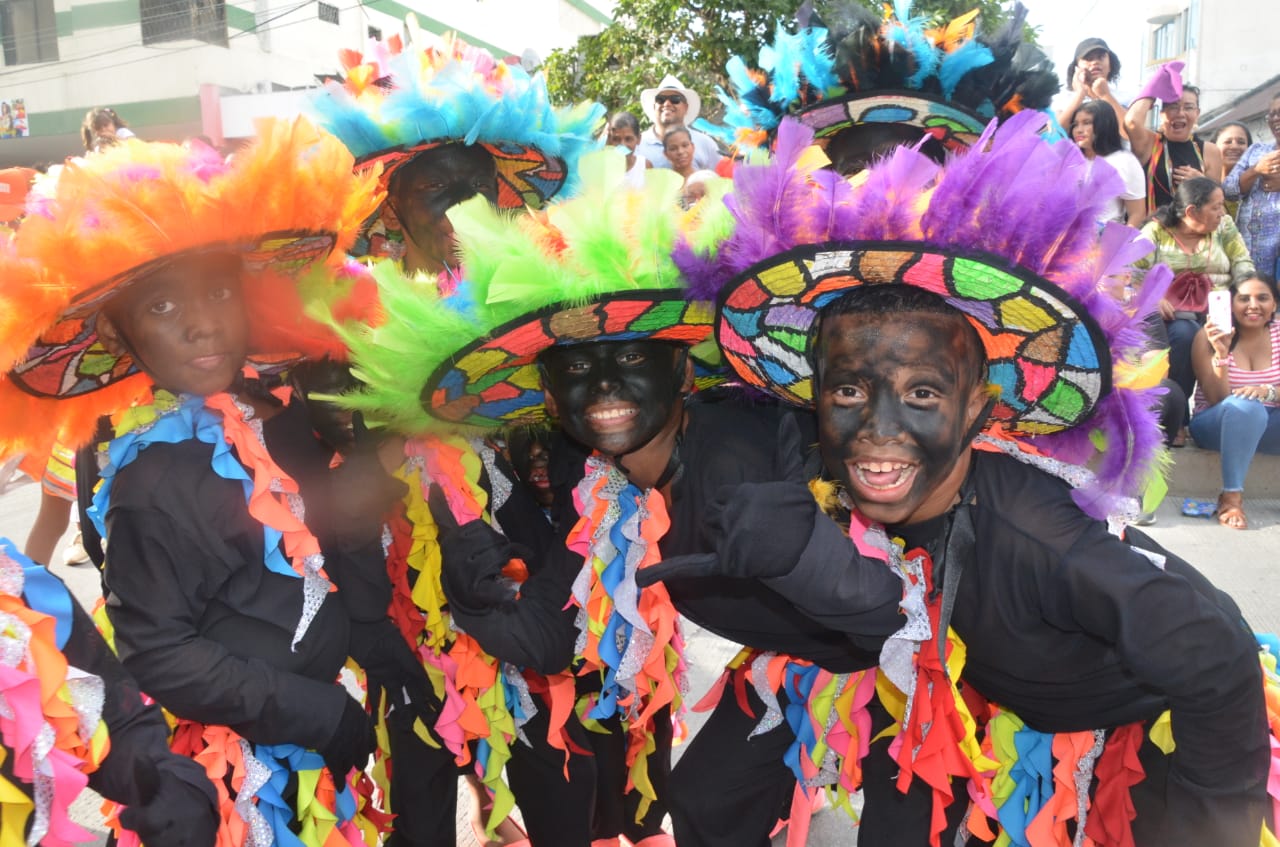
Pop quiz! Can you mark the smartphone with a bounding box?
[1207,289,1233,330]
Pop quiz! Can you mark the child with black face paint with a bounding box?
[0,123,421,846]
[330,154,902,847]
[642,115,1277,846]
[312,38,606,845]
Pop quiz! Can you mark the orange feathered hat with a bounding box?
[0,116,383,462]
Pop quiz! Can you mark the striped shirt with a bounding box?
[1194,320,1280,411]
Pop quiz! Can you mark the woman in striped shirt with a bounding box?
[1190,272,1280,528]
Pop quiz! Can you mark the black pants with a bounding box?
[667,683,798,847]
[506,703,673,846]
[384,714,459,847]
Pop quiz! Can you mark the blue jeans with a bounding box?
[1189,395,1280,490]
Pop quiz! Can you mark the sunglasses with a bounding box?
[655,94,686,106]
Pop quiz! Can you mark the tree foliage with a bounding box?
[543,0,1039,123]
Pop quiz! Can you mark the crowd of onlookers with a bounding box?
[1053,38,1280,528]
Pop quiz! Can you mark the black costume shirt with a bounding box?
[476,396,900,674]
[103,399,354,751]
[769,450,1268,845]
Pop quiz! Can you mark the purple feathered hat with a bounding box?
[675,112,1171,517]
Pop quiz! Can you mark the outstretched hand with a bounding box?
[636,480,819,588]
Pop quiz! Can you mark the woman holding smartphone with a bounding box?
[1190,272,1280,528]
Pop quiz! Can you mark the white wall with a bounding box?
[0,0,615,117]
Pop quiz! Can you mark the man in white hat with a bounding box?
[638,74,722,169]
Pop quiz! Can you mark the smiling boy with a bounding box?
[649,113,1275,846]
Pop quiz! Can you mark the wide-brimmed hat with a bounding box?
[675,114,1171,513]
[311,30,603,214]
[0,117,381,459]
[717,241,1109,433]
[330,154,719,434]
[640,75,703,125]
[699,1,1058,156]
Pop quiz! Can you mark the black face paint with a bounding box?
[815,312,986,526]
[540,340,685,458]
[386,143,499,273]
[102,253,249,397]
[823,124,946,176]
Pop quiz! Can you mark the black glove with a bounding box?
[319,695,377,779]
[349,618,440,728]
[636,480,819,587]
[427,483,528,612]
[119,759,219,847]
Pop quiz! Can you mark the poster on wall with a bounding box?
[0,100,29,138]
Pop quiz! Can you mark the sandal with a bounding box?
[1216,493,1248,530]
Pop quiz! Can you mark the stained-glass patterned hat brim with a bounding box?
[424,293,716,429]
[797,91,986,155]
[357,140,569,210]
[8,231,336,399]
[716,242,1112,435]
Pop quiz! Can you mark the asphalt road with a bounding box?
[2,457,1277,846]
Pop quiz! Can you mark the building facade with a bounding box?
[1140,0,1278,136]
[0,0,614,165]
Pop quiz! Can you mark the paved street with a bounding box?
[2,449,1277,845]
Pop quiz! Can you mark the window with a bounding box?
[140,0,228,46]
[367,25,380,40]
[318,2,338,24]
[0,0,59,66]
[1151,10,1188,61]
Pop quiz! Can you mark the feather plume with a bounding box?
[690,112,1167,511]
[310,31,603,205]
[318,150,697,435]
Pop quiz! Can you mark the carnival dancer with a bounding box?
[701,0,1059,174]
[329,149,905,846]
[644,113,1275,846]
[0,120,411,847]
[311,23,602,275]
[0,537,219,847]
[312,28,602,846]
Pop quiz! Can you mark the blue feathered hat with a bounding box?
[700,1,1059,159]
[310,27,604,210]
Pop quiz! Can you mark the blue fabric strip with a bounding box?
[90,395,297,580]
[0,537,74,649]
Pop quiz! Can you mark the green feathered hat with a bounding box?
[329,151,720,434]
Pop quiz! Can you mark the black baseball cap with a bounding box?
[1067,38,1121,85]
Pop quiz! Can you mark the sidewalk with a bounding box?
[2,470,1277,845]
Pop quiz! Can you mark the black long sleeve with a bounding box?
[66,603,217,810]
[102,434,351,752]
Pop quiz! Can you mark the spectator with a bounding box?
[1216,122,1253,217]
[1055,38,1127,139]
[663,126,697,182]
[637,75,720,170]
[606,110,650,187]
[1070,100,1145,224]
[1134,176,1254,415]
[1189,272,1280,529]
[80,106,134,151]
[1223,93,1280,278]
[1126,63,1223,210]
[681,169,719,207]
